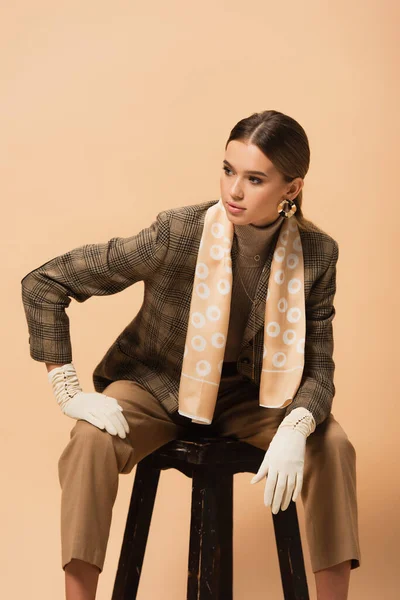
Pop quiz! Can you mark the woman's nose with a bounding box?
[230,177,244,197]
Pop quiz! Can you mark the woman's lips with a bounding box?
[227,202,246,214]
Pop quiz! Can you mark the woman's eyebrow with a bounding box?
[223,159,269,177]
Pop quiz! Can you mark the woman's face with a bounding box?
[219,140,303,227]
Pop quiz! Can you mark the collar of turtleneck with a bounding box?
[232,213,285,268]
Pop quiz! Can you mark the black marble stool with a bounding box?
[112,435,309,600]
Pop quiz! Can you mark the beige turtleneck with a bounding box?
[223,213,285,363]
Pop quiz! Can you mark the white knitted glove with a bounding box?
[47,363,129,439]
[250,407,316,514]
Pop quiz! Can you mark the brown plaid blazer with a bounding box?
[21,198,339,426]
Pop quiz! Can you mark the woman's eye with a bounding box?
[222,167,261,185]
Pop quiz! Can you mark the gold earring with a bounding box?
[277,198,297,218]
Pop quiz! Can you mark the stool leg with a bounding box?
[112,456,160,600]
[187,470,233,600]
[272,500,309,600]
[216,473,233,598]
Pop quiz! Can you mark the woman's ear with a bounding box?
[287,177,304,199]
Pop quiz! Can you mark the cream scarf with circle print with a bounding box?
[178,197,306,424]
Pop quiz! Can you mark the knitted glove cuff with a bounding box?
[47,362,83,411]
[278,406,316,438]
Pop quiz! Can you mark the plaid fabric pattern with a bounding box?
[21,198,339,426]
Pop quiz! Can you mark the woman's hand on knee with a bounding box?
[47,363,130,438]
[63,392,129,438]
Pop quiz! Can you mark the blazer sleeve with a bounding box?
[20,210,171,364]
[284,239,339,427]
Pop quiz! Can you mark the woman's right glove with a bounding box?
[47,362,129,439]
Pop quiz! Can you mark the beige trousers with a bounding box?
[58,372,361,574]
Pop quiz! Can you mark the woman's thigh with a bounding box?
[215,396,355,480]
[98,379,187,472]
[212,378,355,459]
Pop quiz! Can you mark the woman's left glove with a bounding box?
[250,407,316,514]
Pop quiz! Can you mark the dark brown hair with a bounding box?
[225,110,313,229]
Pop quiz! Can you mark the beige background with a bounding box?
[1,1,398,598]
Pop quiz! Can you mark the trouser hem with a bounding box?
[62,546,105,573]
[312,552,361,573]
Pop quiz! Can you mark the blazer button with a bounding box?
[241,357,250,364]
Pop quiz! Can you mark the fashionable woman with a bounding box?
[21,110,361,600]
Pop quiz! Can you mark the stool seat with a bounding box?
[148,434,269,473]
[112,436,309,599]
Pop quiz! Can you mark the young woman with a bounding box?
[21,109,361,599]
